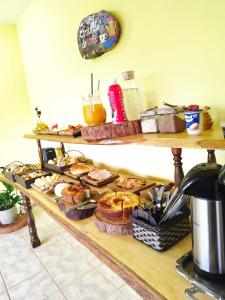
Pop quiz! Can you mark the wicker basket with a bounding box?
[132,208,191,251]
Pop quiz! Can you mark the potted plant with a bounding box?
[0,181,23,225]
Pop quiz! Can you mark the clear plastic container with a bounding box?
[122,71,141,121]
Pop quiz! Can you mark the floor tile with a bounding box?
[21,222,63,244]
[98,264,125,288]
[2,254,43,288]
[62,269,117,300]
[1,206,143,300]
[0,291,10,300]
[34,236,76,265]
[45,290,66,300]
[62,233,102,267]
[62,232,89,254]
[8,270,59,300]
[120,284,143,300]
[0,234,32,270]
[0,273,6,294]
[46,254,92,287]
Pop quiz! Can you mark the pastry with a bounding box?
[20,170,47,180]
[88,169,112,181]
[70,163,94,176]
[115,177,146,190]
[12,164,36,175]
[48,156,77,167]
[61,184,90,204]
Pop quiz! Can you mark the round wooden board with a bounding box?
[81,120,142,141]
[0,213,27,234]
[94,211,133,236]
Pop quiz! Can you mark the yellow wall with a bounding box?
[0,23,36,166]
[17,0,225,180]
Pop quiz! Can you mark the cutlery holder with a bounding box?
[132,208,191,251]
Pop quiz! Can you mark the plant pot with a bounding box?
[0,205,17,225]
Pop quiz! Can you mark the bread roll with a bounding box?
[70,163,93,175]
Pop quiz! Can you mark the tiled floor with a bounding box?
[0,206,143,300]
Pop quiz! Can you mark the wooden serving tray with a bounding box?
[64,170,89,180]
[108,176,156,194]
[94,210,133,235]
[15,171,51,189]
[58,129,81,137]
[33,130,59,135]
[80,173,119,187]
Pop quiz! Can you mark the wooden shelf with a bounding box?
[24,126,225,149]
[0,173,191,299]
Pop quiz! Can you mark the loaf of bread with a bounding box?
[61,184,89,204]
[70,163,94,176]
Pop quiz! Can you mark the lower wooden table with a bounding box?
[0,173,192,300]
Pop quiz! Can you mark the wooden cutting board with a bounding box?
[64,170,89,180]
[94,210,133,235]
[108,176,156,194]
[80,173,119,187]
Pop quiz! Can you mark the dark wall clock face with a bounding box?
[77,10,120,59]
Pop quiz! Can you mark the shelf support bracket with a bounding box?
[171,147,184,187]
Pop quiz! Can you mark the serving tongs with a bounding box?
[56,198,97,213]
[69,199,97,210]
[159,187,189,225]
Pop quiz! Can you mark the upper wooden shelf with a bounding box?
[24,126,225,150]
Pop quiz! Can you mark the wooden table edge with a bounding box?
[32,194,166,300]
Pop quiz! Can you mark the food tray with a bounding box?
[33,130,59,135]
[64,170,89,180]
[58,129,81,137]
[56,197,97,220]
[132,208,191,251]
[2,161,29,182]
[15,170,52,189]
[176,251,225,299]
[108,176,156,194]
[80,173,119,187]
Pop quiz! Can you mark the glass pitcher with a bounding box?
[82,91,106,126]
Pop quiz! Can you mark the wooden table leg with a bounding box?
[22,194,41,248]
[37,139,44,169]
[207,149,217,163]
[171,148,184,187]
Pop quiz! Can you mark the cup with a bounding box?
[82,91,106,127]
[184,110,203,135]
